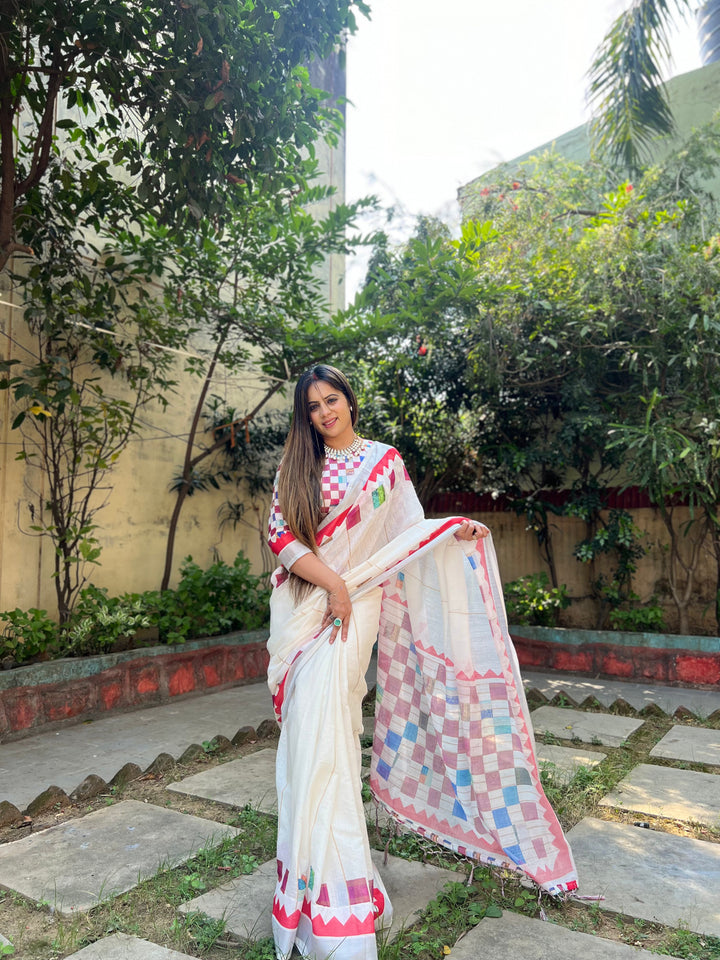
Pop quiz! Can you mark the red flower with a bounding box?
[480,187,490,196]
[512,181,520,190]
[625,183,633,193]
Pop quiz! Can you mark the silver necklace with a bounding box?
[324,434,364,459]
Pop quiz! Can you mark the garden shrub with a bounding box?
[0,552,270,665]
[503,572,570,627]
[608,597,665,633]
[0,607,58,665]
[62,586,153,656]
[135,554,271,644]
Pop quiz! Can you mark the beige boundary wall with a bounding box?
[0,308,277,615]
[459,59,720,211]
[428,502,718,636]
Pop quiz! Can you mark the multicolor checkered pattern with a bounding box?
[370,543,577,895]
[268,441,370,571]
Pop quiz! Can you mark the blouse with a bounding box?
[268,438,372,571]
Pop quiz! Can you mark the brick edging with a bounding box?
[0,636,270,743]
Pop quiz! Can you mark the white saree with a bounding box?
[267,443,577,960]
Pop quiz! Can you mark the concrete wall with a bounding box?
[0,315,273,613]
[308,48,347,316]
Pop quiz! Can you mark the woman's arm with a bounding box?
[289,553,352,644]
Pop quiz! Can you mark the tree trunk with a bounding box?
[160,337,285,591]
[660,507,710,636]
[160,332,228,591]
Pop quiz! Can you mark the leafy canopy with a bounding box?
[1,0,369,266]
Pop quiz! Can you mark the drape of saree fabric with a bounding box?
[267,443,577,960]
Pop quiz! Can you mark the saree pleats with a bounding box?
[270,586,390,960]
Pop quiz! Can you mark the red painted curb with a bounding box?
[512,634,720,687]
[0,640,270,743]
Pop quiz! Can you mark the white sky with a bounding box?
[344,0,703,254]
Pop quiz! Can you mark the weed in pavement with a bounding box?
[171,912,227,951]
[237,937,277,959]
[655,926,720,959]
[229,805,277,863]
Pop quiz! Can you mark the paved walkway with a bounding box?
[0,669,718,958]
[0,684,275,811]
[2,669,718,812]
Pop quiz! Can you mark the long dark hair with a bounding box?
[278,365,358,561]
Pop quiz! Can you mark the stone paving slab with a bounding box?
[523,669,720,716]
[66,932,199,959]
[567,817,720,936]
[167,749,277,812]
[178,857,276,938]
[531,706,643,747]
[0,799,239,915]
[180,849,459,942]
[536,744,606,783]
[600,763,720,826]
[650,726,720,765]
[447,909,684,959]
[0,683,275,810]
[372,848,459,937]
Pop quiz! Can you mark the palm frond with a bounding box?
[588,0,693,172]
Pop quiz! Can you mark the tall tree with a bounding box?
[346,217,495,506]
[157,179,380,590]
[0,184,184,620]
[1,0,370,617]
[358,133,720,631]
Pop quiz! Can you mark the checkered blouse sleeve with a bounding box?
[268,467,312,571]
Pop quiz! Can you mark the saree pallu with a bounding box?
[267,444,578,960]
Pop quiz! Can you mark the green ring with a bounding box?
[333,617,342,627]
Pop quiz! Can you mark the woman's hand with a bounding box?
[320,579,352,644]
[454,520,490,542]
[289,555,353,645]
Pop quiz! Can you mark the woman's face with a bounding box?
[306,379,354,448]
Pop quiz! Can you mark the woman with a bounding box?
[267,365,577,960]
